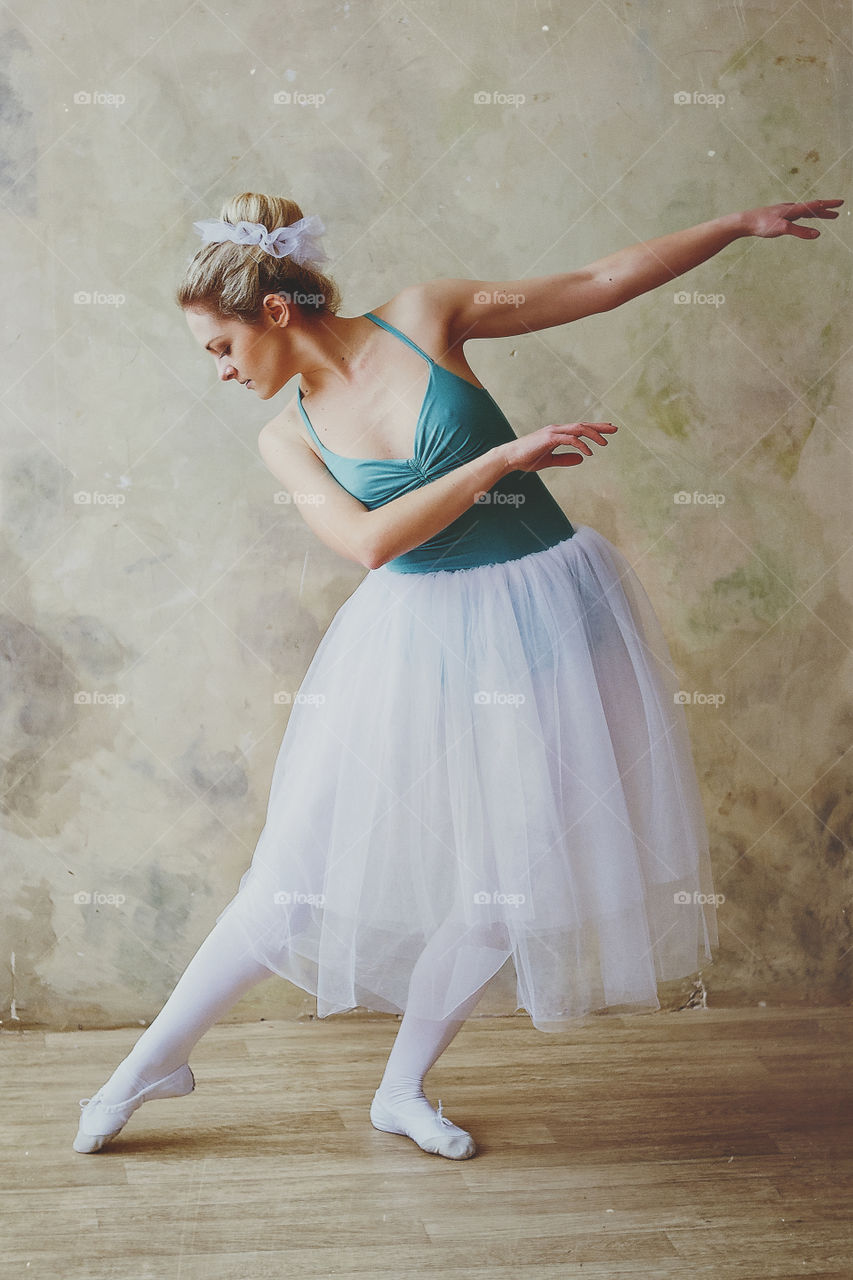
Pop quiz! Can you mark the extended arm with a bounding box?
[419,199,843,340]
[581,210,747,310]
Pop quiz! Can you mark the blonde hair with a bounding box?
[175,193,342,322]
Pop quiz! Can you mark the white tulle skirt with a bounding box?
[215,524,719,1031]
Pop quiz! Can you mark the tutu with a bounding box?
[215,523,719,1031]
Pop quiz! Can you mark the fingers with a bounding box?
[788,199,844,220]
[784,223,821,238]
[550,422,617,446]
[548,421,617,435]
[555,441,593,455]
[776,198,844,239]
[524,421,617,470]
[783,220,819,238]
[803,199,843,217]
[576,428,613,445]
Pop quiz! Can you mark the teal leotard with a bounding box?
[296,311,575,573]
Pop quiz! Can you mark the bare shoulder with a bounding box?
[369,281,474,360]
[258,394,309,454]
[256,400,345,503]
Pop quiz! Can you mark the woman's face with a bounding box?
[184,301,294,399]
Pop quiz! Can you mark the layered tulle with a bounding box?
[215,524,719,1030]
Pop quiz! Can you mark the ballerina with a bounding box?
[73,193,841,1160]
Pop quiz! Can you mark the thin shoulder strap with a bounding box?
[296,386,327,450]
[363,311,434,365]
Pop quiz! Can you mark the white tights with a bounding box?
[96,907,508,1108]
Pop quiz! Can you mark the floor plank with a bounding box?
[2,1006,850,1278]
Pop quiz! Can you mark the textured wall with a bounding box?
[2,1,850,1031]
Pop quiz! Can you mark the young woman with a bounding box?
[73,192,841,1160]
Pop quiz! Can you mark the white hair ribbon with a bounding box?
[192,214,328,267]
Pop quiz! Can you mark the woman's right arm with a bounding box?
[258,420,615,571]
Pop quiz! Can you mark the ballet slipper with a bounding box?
[72,1064,195,1153]
[370,1089,476,1159]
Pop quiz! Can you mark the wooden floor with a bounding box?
[3,1006,851,1278]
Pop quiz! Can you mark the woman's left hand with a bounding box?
[741,199,844,239]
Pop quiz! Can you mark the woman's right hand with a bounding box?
[503,421,618,473]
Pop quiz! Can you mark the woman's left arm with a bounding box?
[586,200,844,309]
[428,199,844,340]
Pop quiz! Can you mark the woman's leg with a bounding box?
[371,919,510,1157]
[374,979,495,1110]
[95,906,275,1104]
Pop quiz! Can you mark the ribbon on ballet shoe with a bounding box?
[370,1089,476,1159]
[78,1092,120,1115]
[433,1098,476,1158]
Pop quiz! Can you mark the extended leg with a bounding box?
[370,918,510,1158]
[73,906,275,1152]
[97,905,275,1101]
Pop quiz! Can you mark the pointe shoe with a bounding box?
[73,1063,195,1154]
[370,1090,477,1160]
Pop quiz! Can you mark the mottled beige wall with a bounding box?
[2,1,850,1031]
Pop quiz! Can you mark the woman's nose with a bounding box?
[219,364,237,382]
